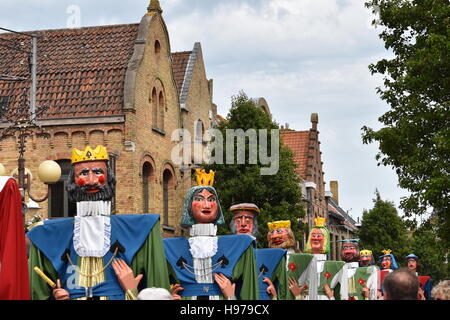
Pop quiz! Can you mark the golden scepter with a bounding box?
[33,266,56,288]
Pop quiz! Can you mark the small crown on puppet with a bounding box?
[360,249,373,256]
[381,249,392,256]
[314,217,326,227]
[195,169,215,186]
[267,220,291,231]
[72,145,108,164]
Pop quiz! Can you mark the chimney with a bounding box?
[330,180,339,205]
[311,113,318,131]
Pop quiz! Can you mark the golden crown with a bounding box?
[195,169,215,186]
[71,145,109,164]
[314,217,326,227]
[267,220,291,231]
[381,249,392,255]
[360,249,373,256]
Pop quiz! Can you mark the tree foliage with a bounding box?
[358,190,410,261]
[362,0,450,246]
[205,91,305,247]
[409,219,450,283]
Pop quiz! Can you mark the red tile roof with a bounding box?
[0,24,140,118]
[281,130,310,179]
[171,51,191,95]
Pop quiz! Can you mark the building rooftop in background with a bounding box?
[0,24,193,119]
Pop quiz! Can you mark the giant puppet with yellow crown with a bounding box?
[265,219,313,300]
[162,169,259,300]
[295,217,345,300]
[27,145,170,300]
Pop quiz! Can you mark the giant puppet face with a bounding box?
[68,160,115,202]
[267,228,295,249]
[310,228,326,254]
[341,242,360,263]
[381,256,392,270]
[407,258,418,273]
[233,211,256,235]
[191,189,219,224]
[359,251,374,266]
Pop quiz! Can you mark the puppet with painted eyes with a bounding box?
[327,240,379,300]
[359,249,375,267]
[163,169,259,301]
[27,145,170,300]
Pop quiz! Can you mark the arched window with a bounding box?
[158,91,165,131]
[162,168,173,226]
[195,120,204,142]
[151,87,157,128]
[142,162,154,213]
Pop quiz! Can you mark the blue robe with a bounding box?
[27,214,161,300]
[163,234,257,299]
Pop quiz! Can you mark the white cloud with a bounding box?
[0,0,409,221]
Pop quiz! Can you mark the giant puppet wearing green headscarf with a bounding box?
[163,169,259,300]
[297,217,344,300]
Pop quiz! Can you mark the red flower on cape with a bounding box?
[288,263,297,271]
[324,272,332,279]
[358,278,366,286]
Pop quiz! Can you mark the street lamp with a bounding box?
[0,159,61,203]
[0,27,61,211]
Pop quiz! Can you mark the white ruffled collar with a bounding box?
[188,224,218,259]
[190,223,217,237]
[73,201,112,258]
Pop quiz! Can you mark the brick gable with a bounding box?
[281,130,310,179]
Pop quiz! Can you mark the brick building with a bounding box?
[281,114,357,259]
[0,1,215,237]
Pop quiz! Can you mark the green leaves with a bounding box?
[207,91,304,247]
[363,0,450,245]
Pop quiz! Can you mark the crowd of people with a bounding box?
[0,145,448,300]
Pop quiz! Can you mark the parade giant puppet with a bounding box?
[229,204,288,300]
[328,239,379,300]
[27,145,170,300]
[163,170,259,300]
[359,249,376,267]
[263,219,314,300]
[0,176,30,299]
[405,253,432,300]
[377,249,399,295]
[297,217,344,300]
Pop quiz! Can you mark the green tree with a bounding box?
[362,0,450,246]
[409,219,450,283]
[205,91,305,247]
[358,190,410,262]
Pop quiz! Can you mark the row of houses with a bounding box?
[0,0,358,257]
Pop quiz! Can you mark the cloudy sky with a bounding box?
[0,0,411,222]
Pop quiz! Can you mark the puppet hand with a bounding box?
[53,279,70,300]
[361,285,370,299]
[171,283,184,300]
[263,277,277,297]
[323,283,334,299]
[288,276,301,297]
[214,273,235,299]
[112,259,143,292]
